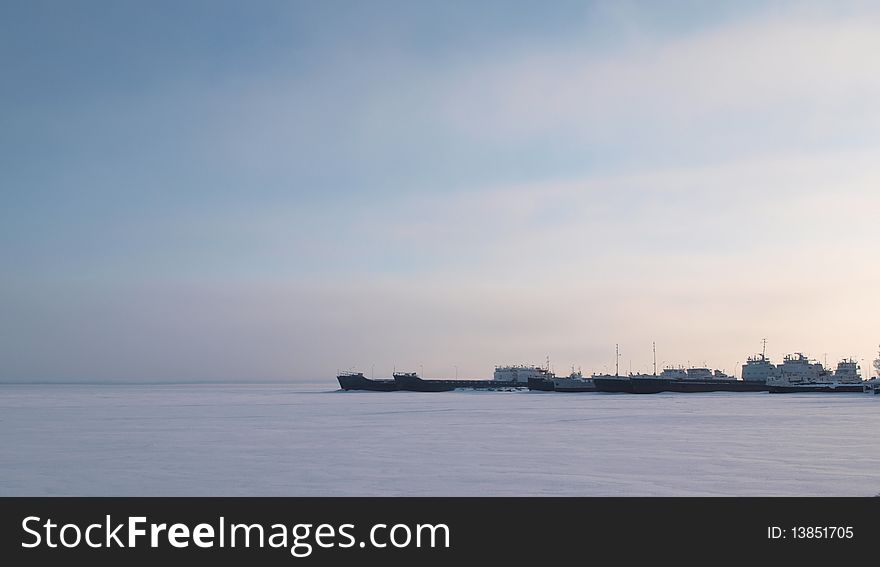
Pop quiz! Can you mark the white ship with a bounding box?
[767,353,864,393]
[741,340,779,383]
[550,369,596,392]
[520,363,596,392]
[655,367,734,380]
[493,364,554,384]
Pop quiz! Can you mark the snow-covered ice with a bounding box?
[1,383,878,496]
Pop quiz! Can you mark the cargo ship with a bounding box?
[552,370,597,392]
[593,367,769,394]
[337,365,546,391]
[643,342,777,393]
[767,355,865,393]
[526,376,555,391]
[621,342,781,394]
[590,374,635,393]
[592,343,765,393]
[338,344,879,394]
[336,371,398,391]
[629,367,769,394]
[389,372,513,391]
[590,344,637,393]
[527,369,596,392]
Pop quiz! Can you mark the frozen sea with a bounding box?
[1,383,878,496]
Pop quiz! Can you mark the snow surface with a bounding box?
[1,383,878,496]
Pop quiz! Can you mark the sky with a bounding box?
[2,0,879,382]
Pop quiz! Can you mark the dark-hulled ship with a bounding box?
[336,372,398,391]
[591,374,636,393]
[391,372,523,391]
[593,368,768,394]
[594,342,774,394]
[337,365,545,391]
[631,368,769,393]
[527,376,556,391]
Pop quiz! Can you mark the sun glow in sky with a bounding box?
[2,1,879,381]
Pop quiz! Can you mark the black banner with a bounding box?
[1,498,876,565]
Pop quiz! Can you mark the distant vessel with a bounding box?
[338,343,879,394]
[337,365,542,391]
[336,371,398,391]
[767,354,865,393]
[593,343,767,393]
[391,371,525,392]
[591,374,636,393]
[494,364,555,386]
[551,370,596,392]
[626,367,769,394]
[526,375,555,391]
[591,344,636,393]
[528,368,596,392]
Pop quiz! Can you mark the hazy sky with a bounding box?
[2,0,879,382]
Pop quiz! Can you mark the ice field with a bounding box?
[1,383,878,496]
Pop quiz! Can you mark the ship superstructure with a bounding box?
[494,364,554,384]
[741,341,779,382]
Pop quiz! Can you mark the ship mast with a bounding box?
[874,344,880,378]
[615,344,620,377]
[653,342,657,376]
[762,338,767,361]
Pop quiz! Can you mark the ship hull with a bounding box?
[768,384,865,393]
[592,377,636,393]
[553,385,596,392]
[631,378,770,394]
[393,374,525,392]
[527,377,556,391]
[552,379,596,392]
[337,375,398,391]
